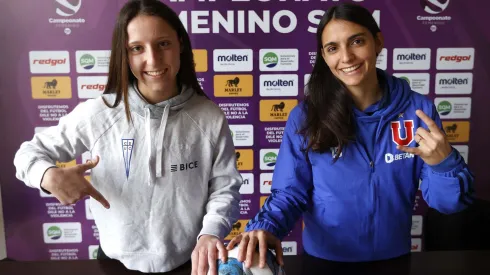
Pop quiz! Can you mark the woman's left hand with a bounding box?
[191,235,227,275]
[397,109,452,166]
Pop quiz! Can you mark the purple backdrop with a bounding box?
[0,0,488,260]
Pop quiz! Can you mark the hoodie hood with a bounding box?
[127,82,195,184]
[128,82,195,119]
[377,69,412,119]
[353,69,413,121]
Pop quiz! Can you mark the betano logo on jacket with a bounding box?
[386,118,415,164]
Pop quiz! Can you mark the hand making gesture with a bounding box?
[397,109,452,166]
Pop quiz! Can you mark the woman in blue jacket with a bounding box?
[227,2,474,272]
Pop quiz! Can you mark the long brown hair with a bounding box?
[103,0,206,122]
[302,3,381,160]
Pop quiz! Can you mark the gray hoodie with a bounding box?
[13,83,242,272]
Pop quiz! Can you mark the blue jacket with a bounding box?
[245,70,474,262]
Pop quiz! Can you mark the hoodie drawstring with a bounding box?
[144,105,170,185]
[156,105,169,178]
[144,108,152,186]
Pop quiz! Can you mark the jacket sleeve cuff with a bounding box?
[28,160,57,192]
[245,221,282,240]
[429,148,462,173]
[198,221,229,241]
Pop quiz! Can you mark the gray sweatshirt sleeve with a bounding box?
[13,101,96,191]
[198,116,242,240]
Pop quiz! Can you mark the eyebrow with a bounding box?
[323,32,366,48]
[128,36,172,45]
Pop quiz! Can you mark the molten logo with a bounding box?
[263,79,294,87]
[439,78,468,85]
[397,53,427,61]
[218,55,248,62]
[391,120,414,146]
[420,0,450,14]
[55,0,82,17]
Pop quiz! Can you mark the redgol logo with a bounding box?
[81,84,105,91]
[33,58,67,66]
[439,55,471,62]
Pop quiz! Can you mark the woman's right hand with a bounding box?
[226,230,284,268]
[40,156,110,209]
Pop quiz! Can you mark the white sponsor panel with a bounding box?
[43,222,82,244]
[435,97,472,119]
[88,245,99,260]
[239,173,254,194]
[436,48,475,70]
[230,125,254,146]
[29,51,70,74]
[260,173,273,194]
[260,149,279,170]
[435,73,473,94]
[259,49,299,71]
[281,241,298,255]
[376,48,387,70]
[393,73,430,95]
[393,48,431,70]
[76,51,111,73]
[260,74,298,97]
[213,49,253,72]
[78,76,107,99]
[411,238,422,252]
[411,215,423,236]
[453,145,469,164]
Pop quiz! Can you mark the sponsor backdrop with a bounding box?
[0,0,488,261]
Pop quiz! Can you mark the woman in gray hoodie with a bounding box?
[13,0,242,274]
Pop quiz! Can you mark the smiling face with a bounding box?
[321,19,383,90]
[126,14,181,98]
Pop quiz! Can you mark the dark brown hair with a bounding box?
[302,3,381,160]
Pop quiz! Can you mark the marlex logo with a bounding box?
[80,54,95,70]
[263,52,278,68]
[55,0,82,17]
[420,0,450,14]
[47,226,62,240]
[437,101,452,115]
[263,152,277,167]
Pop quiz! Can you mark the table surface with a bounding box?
[1,250,490,275]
